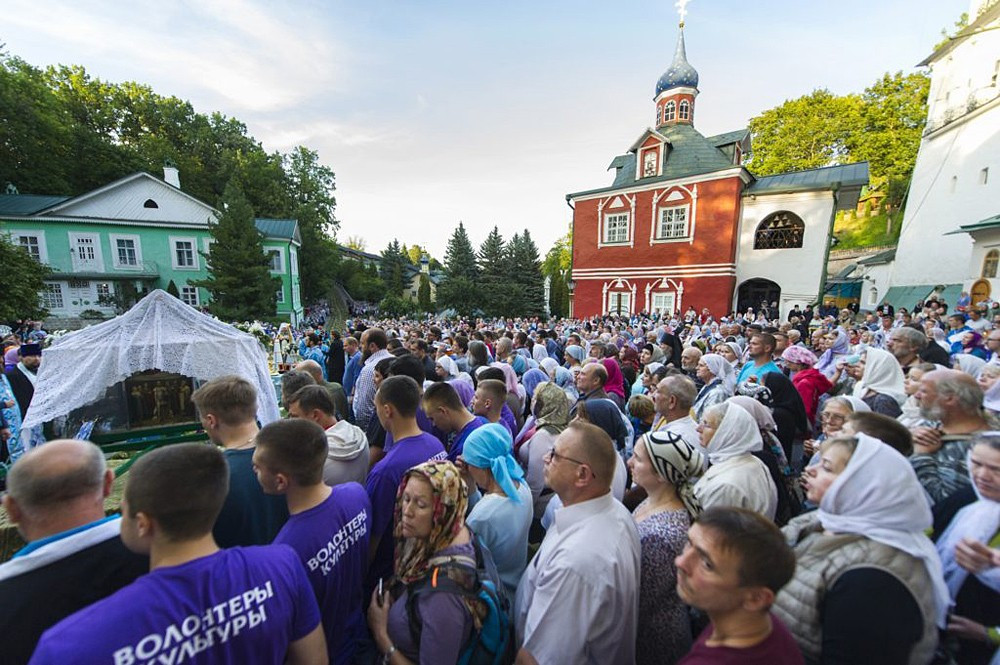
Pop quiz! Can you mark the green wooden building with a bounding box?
[0,167,303,324]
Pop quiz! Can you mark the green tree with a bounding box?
[284,146,340,301]
[747,89,863,176]
[379,240,408,297]
[542,228,572,317]
[417,274,433,312]
[166,280,180,298]
[848,72,930,207]
[437,222,480,315]
[478,226,508,316]
[194,179,279,320]
[344,235,367,252]
[0,234,52,322]
[506,231,545,318]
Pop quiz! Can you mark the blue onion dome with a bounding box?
[655,29,699,96]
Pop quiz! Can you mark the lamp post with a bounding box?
[567,278,576,319]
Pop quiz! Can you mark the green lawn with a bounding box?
[833,211,902,250]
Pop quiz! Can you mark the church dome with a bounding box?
[655,29,699,96]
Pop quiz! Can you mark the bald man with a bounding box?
[514,422,641,665]
[0,440,147,664]
[294,359,350,422]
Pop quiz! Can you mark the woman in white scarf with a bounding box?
[693,401,777,520]
[691,354,735,421]
[853,347,907,417]
[774,433,950,664]
[954,353,988,380]
[935,433,1000,664]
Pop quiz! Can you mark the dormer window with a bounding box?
[679,100,690,120]
[143,199,158,209]
[643,151,658,177]
[663,101,676,123]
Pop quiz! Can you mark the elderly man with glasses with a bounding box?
[514,421,641,665]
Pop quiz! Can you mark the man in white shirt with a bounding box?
[514,421,641,665]
[651,374,700,445]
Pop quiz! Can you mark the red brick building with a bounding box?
[567,27,866,319]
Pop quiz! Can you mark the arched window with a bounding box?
[753,211,805,249]
[983,249,999,278]
[679,100,690,120]
[143,199,159,209]
[663,101,676,122]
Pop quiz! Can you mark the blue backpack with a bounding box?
[405,534,515,665]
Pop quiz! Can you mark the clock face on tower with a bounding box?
[643,151,657,177]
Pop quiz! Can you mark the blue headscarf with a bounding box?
[462,423,525,503]
[522,368,549,399]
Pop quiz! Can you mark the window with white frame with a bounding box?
[267,249,284,272]
[657,205,689,239]
[652,292,675,315]
[679,100,690,120]
[663,101,676,122]
[290,249,299,275]
[41,282,64,309]
[180,286,199,306]
[642,151,657,177]
[112,235,141,268]
[96,282,113,302]
[16,233,45,262]
[171,238,197,269]
[603,213,630,244]
[276,288,286,304]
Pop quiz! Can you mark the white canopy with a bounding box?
[23,290,280,429]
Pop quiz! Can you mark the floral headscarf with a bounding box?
[533,382,570,435]
[393,461,469,586]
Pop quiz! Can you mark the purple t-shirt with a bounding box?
[447,416,488,462]
[274,483,372,665]
[29,546,321,665]
[365,432,447,592]
[383,408,447,453]
[678,615,804,665]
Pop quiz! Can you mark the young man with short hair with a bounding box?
[422,381,486,461]
[736,334,781,385]
[471,379,510,436]
[286,385,369,486]
[30,443,326,665]
[254,419,372,665]
[676,507,802,664]
[193,376,289,547]
[365,376,446,594]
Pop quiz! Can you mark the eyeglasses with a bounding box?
[544,446,596,477]
[820,413,846,424]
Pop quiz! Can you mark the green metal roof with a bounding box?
[947,212,1000,235]
[254,218,301,244]
[856,248,897,266]
[918,4,1000,66]
[705,129,749,148]
[882,285,937,310]
[747,162,869,195]
[570,123,738,199]
[0,195,70,216]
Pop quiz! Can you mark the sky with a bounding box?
[2,0,969,260]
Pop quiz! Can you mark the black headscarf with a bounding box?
[578,398,629,454]
[762,372,810,458]
[658,332,684,367]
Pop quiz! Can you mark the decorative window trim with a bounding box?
[601,278,636,315]
[170,236,199,270]
[597,195,636,248]
[41,281,65,310]
[267,247,285,273]
[109,233,143,270]
[290,248,299,276]
[649,186,697,245]
[602,212,631,245]
[276,287,286,304]
[644,278,684,315]
[663,100,676,123]
[180,285,200,307]
[8,229,48,263]
[983,249,999,279]
[679,100,690,120]
[69,232,105,272]
[753,211,805,250]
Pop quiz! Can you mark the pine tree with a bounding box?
[515,230,546,317]
[417,274,433,312]
[437,223,480,315]
[379,239,408,297]
[477,226,508,317]
[194,179,279,320]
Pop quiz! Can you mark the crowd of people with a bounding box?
[2,295,1000,664]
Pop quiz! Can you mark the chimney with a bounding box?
[163,161,180,188]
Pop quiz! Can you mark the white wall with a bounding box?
[856,261,894,311]
[891,11,1000,286]
[735,190,834,315]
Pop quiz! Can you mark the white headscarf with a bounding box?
[818,433,950,627]
[936,445,1000,602]
[532,343,550,364]
[984,379,1000,414]
[700,354,736,395]
[853,347,907,406]
[436,355,458,380]
[539,357,559,378]
[703,402,763,464]
[953,354,987,379]
[840,396,872,413]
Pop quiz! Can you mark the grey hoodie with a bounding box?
[323,420,370,487]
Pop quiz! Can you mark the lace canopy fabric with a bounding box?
[22,290,280,429]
